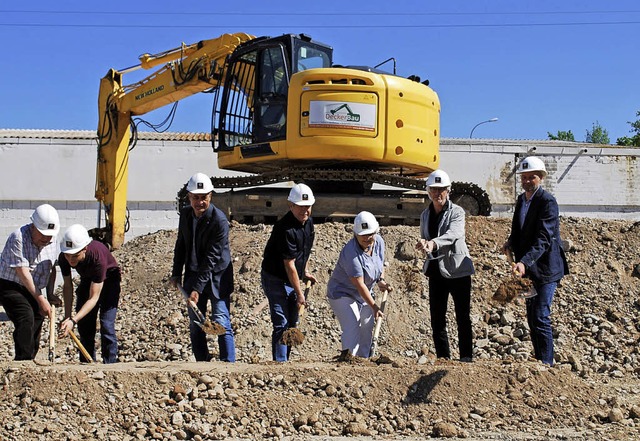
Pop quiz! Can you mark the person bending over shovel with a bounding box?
[0,204,60,360]
[58,224,121,363]
[327,211,391,359]
[261,183,318,362]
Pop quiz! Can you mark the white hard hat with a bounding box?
[186,172,214,194]
[60,224,93,254]
[517,157,547,177]
[426,169,451,188]
[353,211,379,235]
[288,183,315,206]
[30,204,60,236]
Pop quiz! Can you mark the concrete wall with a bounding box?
[440,139,640,219]
[2,130,639,248]
[0,131,232,245]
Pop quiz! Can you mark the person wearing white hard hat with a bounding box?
[261,183,318,361]
[0,204,60,360]
[57,224,121,363]
[327,211,392,358]
[416,170,475,362]
[170,172,236,362]
[502,157,569,366]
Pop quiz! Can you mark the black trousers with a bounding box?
[0,278,45,360]
[428,271,473,360]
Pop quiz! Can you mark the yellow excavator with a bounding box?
[96,32,441,248]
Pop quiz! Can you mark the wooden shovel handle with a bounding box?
[370,288,390,357]
[298,279,313,318]
[48,306,56,362]
[69,330,92,363]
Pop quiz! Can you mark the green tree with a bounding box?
[585,121,610,144]
[616,110,640,147]
[547,130,575,141]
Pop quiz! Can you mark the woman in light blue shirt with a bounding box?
[327,211,391,358]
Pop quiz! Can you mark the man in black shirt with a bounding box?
[261,183,317,361]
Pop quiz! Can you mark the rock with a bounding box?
[608,407,625,423]
[432,421,459,437]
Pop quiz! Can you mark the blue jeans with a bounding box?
[76,272,120,363]
[526,281,557,366]
[190,294,236,362]
[261,270,300,362]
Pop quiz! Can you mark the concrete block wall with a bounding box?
[0,131,228,247]
[2,131,639,249]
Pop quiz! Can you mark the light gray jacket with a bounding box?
[420,200,475,279]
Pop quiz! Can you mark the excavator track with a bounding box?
[177,169,491,225]
[209,168,429,191]
[450,182,492,216]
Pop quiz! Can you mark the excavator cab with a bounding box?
[213,34,332,152]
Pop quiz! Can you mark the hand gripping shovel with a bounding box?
[176,282,225,335]
[370,287,390,358]
[281,279,312,346]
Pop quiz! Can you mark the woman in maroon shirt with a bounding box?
[58,224,121,363]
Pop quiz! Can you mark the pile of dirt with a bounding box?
[1,216,640,440]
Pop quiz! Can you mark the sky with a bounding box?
[1,1,639,142]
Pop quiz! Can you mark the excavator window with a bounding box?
[214,36,331,152]
[255,46,288,141]
[295,45,331,72]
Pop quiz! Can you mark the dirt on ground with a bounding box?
[1,215,640,440]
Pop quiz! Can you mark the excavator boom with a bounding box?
[95,33,255,248]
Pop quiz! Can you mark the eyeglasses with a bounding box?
[428,187,449,193]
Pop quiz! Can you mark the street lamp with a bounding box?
[469,117,499,138]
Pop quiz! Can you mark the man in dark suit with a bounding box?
[171,172,235,362]
[502,157,569,366]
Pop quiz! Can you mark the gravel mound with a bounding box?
[1,216,639,440]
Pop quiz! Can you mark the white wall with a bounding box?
[0,131,226,245]
[2,131,639,249]
[440,139,640,219]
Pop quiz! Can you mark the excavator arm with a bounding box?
[95,32,255,248]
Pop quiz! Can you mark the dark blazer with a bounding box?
[172,203,233,299]
[509,188,569,284]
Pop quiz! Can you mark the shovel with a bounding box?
[370,287,391,358]
[506,250,537,298]
[176,282,226,335]
[493,251,537,304]
[48,306,56,363]
[281,279,312,346]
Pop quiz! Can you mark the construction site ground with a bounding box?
[1,215,640,440]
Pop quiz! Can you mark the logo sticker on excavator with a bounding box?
[308,101,375,131]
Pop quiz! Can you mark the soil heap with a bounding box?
[1,216,640,440]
